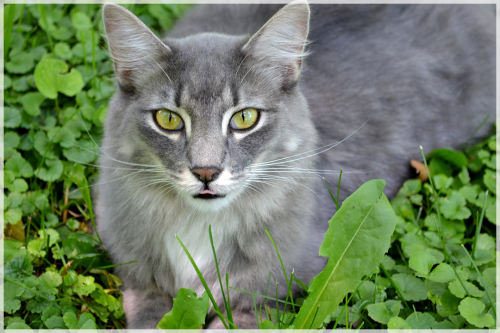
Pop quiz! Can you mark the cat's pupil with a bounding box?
[168,112,172,122]
[242,112,245,122]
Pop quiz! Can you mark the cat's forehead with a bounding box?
[165,33,248,112]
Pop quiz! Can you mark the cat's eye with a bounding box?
[230,108,259,130]
[155,109,184,131]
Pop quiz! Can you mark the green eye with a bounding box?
[155,109,184,130]
[230,108,258,130]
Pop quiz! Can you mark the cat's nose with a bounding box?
[191,168,220,183]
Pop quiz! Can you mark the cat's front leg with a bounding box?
[122,289,173,329]
[206,310,257,329]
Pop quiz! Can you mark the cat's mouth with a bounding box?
[193,189,225,200]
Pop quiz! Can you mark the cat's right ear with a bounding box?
[102,3,171,89]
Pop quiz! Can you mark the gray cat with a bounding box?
[97,1,494,328]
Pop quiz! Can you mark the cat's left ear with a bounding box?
[103,3,172,89]
[242,0,310,86]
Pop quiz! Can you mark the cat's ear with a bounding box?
[102,3,171,89]
[242,0,310,86]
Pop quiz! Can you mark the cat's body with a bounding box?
[97,3,495,328]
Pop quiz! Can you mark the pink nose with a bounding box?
[191,168,220,183]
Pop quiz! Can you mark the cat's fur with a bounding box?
[97,2,495,328]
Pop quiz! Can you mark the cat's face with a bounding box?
[102,2,316,211]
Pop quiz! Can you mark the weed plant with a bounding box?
[3,4,497,330]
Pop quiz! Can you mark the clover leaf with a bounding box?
[20,92,45,116]
[440,191,471,220]
[458,297,495,328]
[34,58,84,99]
[392,273,428,301]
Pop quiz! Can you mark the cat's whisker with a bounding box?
[250,119,370,168]
[77,113,168,169]
[249,174,326,203]
[149,56,172,83]
[77,169,152,189]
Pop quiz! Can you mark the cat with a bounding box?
[97,1,495,328]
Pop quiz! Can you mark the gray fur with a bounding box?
[97,2,494,329]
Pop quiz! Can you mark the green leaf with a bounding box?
[33,131,57,159]
[5,155,34,178]
[4,205,22,223]
[45,316,65,329]
[366,300,401,325]
[6,52,34,74]
[483,169,496,194]
[294,179,396,329]
[405,312,437,329]
[4,106,22,128]
[54,42,72,60]
[429,158,452,177]
[449,279,484,299]
[427,148,468,167]
[12,76,29,92]
[392,273,428,301]
[37,271,62,295]
[63,139,97,163]
[428,263,455,283]
[21,92,45,116]
[156,289,209,329]
[4,282,25,314]
[73,275,96,296]
[397,179,421,197]
[34,58,84,99]
[7,178,29,193]
[63,312,79,329]
[485,203,496,224]
[409,252,435,277]
[71,12,92,30]
[437,290,461,317]
[458,166,470,184]
[35,159,64,182]
[387,316,411,329]
[439,191,471,220]
[4,131,20,149]
[459,297,495,328]
[47,126,76,148]
[6,322,33,330]
[433,174,453,191]
[432,320,459,329]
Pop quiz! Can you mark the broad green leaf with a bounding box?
[4,106,22,128]
[294,180,396,329]
[156,289,209,329]
[12,76,29,92]
[71,12,92,30]
[4,282,25,314]
[4,207,23,224]
[429,158,452,177]
[433,174,453,191]
[459,184,479,203]
[21,92,45,116]
[458,297,495,328]
[4,131,20,149]
[37,271,62,295]
[458,166,470,184]
[397,179,421,197]
[409,252,435,277]
[366,300,401,325]
[428,263,455,283]
[73,275,96,296]
[54,42,72,60]
[387,316,411,329]
[477,267,496,300]
[5,155,34,178]
[439,191,471,220]
[6,322,33,330]
[432,320,458,329]
[33,131,57,159]
[437,290,461,317]
[427,148,468,167]
[47,126,76,148]
[45,316,65,329]
[485,203,496,224]
[6,52,34,74]
[34,58,84,99]
[35,159,64,182]
[392,273,427,301]
[63,139,97,163]
[63,312,79,329]
[483,169,496,194]
[7,178,29,193]
[405,312,437,329]
[449,279,483,299]
[381,255,396,270]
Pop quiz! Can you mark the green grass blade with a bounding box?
[4,4,16,59]
[323,177,339,210]
[379,263,410,310]
[93,260,138,270]
[176,235,229,329]
[275,281,280,329]
[225,273,234,327]
[293,275,309,293]
[229,286,288,304]
[208,225,231,328]
[472,190,488,258]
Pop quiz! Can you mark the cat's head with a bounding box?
[101,1,318,212]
